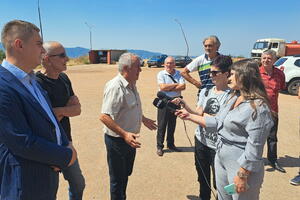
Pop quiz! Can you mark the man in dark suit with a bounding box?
[0,20,77,200]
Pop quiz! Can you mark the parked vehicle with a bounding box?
[251,38,300,59]
[274,55,300,95]
[140,58,145,67]
[175,56,192,68]
[147,54,168,68]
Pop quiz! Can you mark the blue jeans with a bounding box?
[105,134,136,200]
[62,159,85,200]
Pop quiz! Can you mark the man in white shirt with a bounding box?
[100,53,157,200]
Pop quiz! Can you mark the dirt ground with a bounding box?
[56,63,300,200]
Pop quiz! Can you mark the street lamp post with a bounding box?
[85,22,93,50]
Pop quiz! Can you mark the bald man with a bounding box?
[36,41,85,200]
[156,56,185,156]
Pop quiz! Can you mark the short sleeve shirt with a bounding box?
[36,72,74,141]
[195,86,231,149]
[186,54,216,89]
[101,74,143,137]
[157,69,185,98]
[259,66,285,113]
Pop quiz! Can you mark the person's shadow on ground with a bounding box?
[186,195,200,200]
[163,146,194,154]
[264,155,300,172]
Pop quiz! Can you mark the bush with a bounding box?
[67,55,90,66]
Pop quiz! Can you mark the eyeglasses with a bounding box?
[204,44,214,47]
[209,70,223,76]
[49,52,67,58]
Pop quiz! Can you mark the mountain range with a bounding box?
[0,43,166,59]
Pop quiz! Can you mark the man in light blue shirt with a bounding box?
[156,56,185,156]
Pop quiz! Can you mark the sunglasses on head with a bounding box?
[209,70,223,76]
[49,52,67,58]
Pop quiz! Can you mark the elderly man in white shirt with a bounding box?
[99,53,157,200]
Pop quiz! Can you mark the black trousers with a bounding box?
[267,116,279,163]
[156,107,177,149]
[105,134,136,200]
[195,137,216,200]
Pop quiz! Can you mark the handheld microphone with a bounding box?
[157,91,182,100]
[157,91,173,100]
[153,98,166,109]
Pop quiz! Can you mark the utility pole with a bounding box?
[85,22,93,50]
[37,0,44,41]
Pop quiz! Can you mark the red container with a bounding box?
[285,41,300,56]
[89,50,100,64]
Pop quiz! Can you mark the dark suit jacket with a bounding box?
[0,66,73,200]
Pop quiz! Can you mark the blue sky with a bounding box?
[1,0,300,57]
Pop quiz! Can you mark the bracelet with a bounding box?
[237,171,249,179]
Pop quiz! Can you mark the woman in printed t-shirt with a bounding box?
[173,55,233,200]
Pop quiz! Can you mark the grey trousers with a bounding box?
[215,142,264,200]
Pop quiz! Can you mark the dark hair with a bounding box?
[211,55,232,73]
[230,59,272,118]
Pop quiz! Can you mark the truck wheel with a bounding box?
[287,78,300,95]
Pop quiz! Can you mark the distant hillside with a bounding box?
[127,49,163,59]
[65,47,89,58]
[65,47,165,59]
[0,43,167,59]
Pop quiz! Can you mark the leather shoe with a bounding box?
[270,161,286,173]
[156,149,163,156]
[167,145,181,152]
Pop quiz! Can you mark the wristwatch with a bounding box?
[237,171,249,179]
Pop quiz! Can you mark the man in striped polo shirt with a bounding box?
[181,35,221,97]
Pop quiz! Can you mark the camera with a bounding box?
[153,91,181,112]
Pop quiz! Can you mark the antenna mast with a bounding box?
[37,0,44,40]
[174,19,189,57]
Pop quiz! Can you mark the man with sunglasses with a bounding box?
[36,41,85,200]
[181,35,221,97]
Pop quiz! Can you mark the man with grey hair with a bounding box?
[259,49,286,173]
[36,41,85,200]
[156,56,185,156]
[100,53,157,200]
[181,35,221,95]
[0,20,77,199]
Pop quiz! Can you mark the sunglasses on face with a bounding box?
[49,52,67,58]
[209,70,223,76]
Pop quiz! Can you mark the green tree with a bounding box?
[0,49,5,61]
